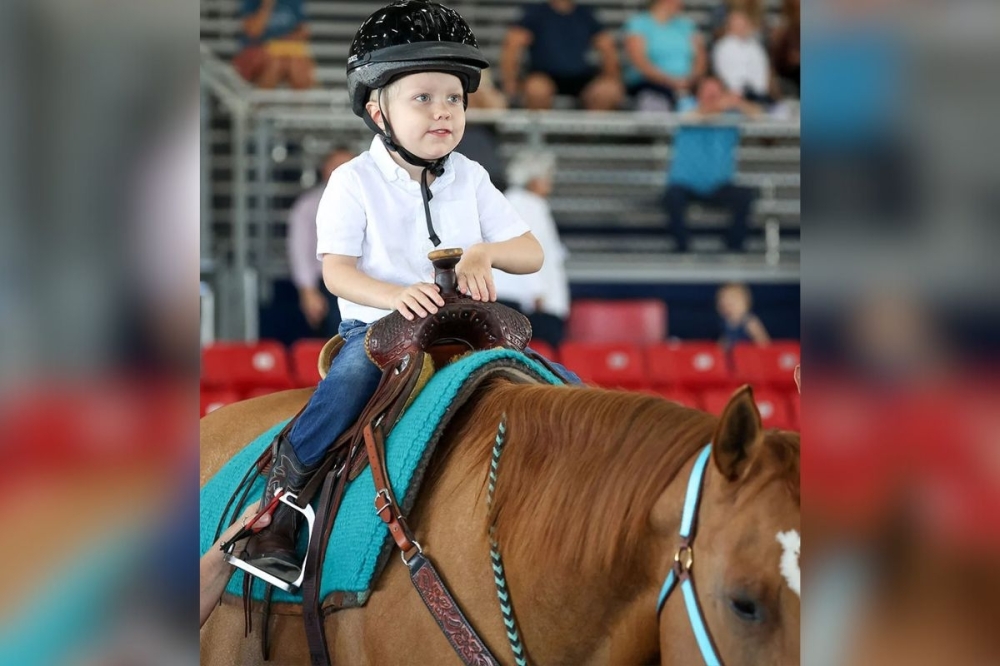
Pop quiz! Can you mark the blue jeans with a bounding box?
[288,320,381,466]
[288,320,581,466]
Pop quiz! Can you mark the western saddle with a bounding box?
[224,248,560,665]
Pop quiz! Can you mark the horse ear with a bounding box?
[712,385,762,481]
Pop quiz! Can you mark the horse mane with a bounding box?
[450,381,718,591]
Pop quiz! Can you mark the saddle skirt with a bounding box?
[200,349,565,612]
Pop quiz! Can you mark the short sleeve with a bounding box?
[315,167,367,259]
[474,167,530,243]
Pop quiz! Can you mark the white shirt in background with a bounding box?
[494,188,570,318]
[316,137,530,324]
[713,35,770,97]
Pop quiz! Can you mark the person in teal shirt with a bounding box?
[664,77,762,252]
[623,0,706,109]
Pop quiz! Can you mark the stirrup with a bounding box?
[223,490,316,593]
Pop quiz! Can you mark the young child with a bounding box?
[244,0,546,583]
[716,282,770,351]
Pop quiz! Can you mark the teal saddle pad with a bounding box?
[200,348,562,606]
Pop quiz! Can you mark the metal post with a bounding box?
[200,85,212,266]
[200,281,215,347]
[254,118,274,304]
[232,108,250,340]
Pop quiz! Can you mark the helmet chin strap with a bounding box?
[370,88,446,247]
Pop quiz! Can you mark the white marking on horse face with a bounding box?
[776,530,800,597]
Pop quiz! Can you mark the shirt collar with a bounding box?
[368,136,456,190]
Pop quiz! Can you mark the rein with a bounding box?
[656,444,724,666]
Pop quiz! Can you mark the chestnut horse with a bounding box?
[200,381,799,665]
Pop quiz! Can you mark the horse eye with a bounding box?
[729,597,761,622]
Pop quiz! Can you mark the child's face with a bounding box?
[718,287,750,321]
[369,71,466,161]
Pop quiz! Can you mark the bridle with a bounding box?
[655,444,724,666]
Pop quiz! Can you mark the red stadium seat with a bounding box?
[290,338,327,387]
[527,339,558,363]
[647,342,733,389]
[566,299,667,344]
[559,342,649,390]
[700,388,794,430]
[201,388,240,416]
[731,341,800,389]
[789,390,800,430]
[201,340,293,392]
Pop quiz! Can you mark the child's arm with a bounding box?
[322,254,444,321]
[747,315,771,345]
[455,232,543,302]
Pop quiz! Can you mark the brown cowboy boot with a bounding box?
[243,433,318,583]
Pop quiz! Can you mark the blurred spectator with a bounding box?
[713,10,774,105]
[457,70,508,190]
[500,0,624,111]
[623,0,707,111]
[770,0,800,96]
[663,77,762,252]
[287,148,354,337]
[233,0,315,89]
[716,282,770,350]
[494,150,570,348]
[709,0,765,42]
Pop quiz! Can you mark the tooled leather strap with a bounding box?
[363,423,500,666]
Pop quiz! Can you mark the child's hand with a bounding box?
[392,282,444,321]
[455,245,496,302]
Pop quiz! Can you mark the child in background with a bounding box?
[717,282,770,350]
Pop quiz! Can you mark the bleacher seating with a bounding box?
[201,388,241,416]
[199,334,801,430]
[290,338,327,387]
[566,299,667,343]
[558,341,649,390]
[201,340,294,393]
[527,339,558,363]
[731,340,800,389]
[701,387,795,430]
[647,341,732,390]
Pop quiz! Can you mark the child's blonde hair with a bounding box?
[716,282,752,309]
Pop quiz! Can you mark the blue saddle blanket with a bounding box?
[200,348,561,606]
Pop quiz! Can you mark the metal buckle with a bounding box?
[674,544,694,574]
[374,488,392,517]
[400,540,423,566]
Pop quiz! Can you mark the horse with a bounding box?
[200,379,800,665]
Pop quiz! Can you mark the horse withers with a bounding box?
[200,380,799,665]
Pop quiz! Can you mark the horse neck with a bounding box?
[451,383,716,663]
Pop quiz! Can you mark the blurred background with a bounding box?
[0,0,996,663]
[198,0,802,423]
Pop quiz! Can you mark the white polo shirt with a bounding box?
[316,137,531,324]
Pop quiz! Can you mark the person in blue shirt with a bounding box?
[500,0,623,110]
[663,76,761,252]
[233,0,315,89]
[622,0,707,110]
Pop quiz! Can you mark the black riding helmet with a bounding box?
[347,0,489,122]
[346,1,490,246]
